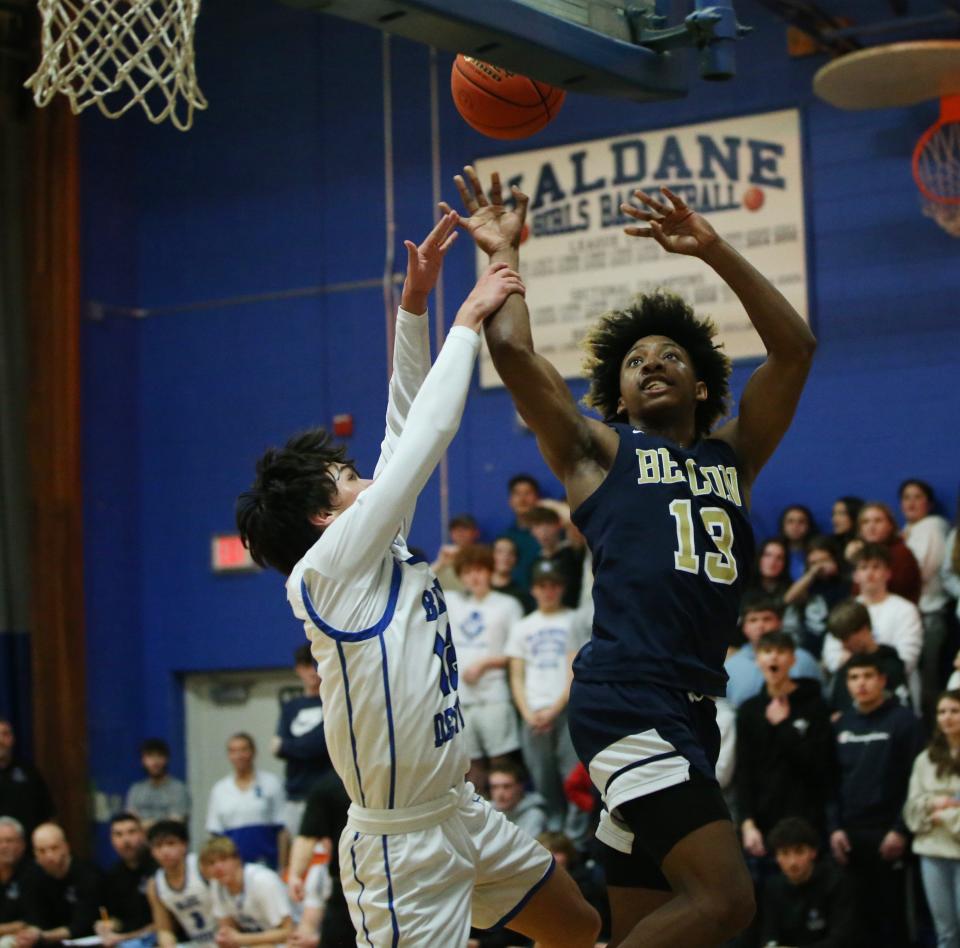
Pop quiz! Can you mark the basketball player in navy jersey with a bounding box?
[445,168,816,947]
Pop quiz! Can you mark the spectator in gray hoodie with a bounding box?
[488,761,546,839]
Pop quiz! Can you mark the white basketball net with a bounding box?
[916,120,960,237]
[24,0,207,131]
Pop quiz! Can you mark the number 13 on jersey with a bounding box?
[669,499,738,585]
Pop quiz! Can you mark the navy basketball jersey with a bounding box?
[572,423,755,696]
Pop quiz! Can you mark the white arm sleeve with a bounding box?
[299,326,480,586]
[374,307,432,478]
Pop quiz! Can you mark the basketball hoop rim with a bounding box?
[911,94,960,206]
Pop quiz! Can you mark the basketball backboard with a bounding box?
[280,0,749,101]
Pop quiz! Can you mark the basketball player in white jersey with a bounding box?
[237,213,600,947]
[201,837,292,943]
[146,820,216,945]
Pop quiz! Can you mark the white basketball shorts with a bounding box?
[340,783,554,947]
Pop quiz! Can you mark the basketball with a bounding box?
[451,54,565,140]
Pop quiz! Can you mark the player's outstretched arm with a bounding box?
[622,187,816,486]
[377,211,460,475]
[308,263,524,582]
[442,167,616,496]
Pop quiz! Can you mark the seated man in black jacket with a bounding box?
[0,816,28,936]
[829,654,924,948]
[15,823,100,947]
[95,813,156,945]
[759,817,857,947]
[736,631,833,868]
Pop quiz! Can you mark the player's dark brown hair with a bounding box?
[582,292,731,436]
[236,427,356,576]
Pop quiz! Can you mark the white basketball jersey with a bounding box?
[155,854,215,942]
[211,863,291,930]
[284,321,482,813]
[289,546,470,810]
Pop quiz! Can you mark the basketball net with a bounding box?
[24,0,207,131]
[912,94,960,237]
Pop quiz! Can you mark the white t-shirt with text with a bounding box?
[447,589,523,706]
[506,607,589,711]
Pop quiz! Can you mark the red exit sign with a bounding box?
[211,534,258,573]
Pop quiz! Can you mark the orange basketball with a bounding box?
[451,54,565,141]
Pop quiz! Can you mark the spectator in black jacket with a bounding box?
[829,654,924,948]
[736,632,833,870]
[0,719,54,845]
[272,645,331,841]
[96,813,156,945]
[0,816,27,935]
[16,823,100,947]
[826,600,910,715]
[759,817,858,947]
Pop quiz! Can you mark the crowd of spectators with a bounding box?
[1,473,958,947]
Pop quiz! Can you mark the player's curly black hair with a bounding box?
[236,427,355,576]
[582,292,731,437]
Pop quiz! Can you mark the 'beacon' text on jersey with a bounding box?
[573,426,755,697]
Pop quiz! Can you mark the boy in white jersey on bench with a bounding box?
[236,212,599,947]
[146,820,216,946]
[201,837,292,945]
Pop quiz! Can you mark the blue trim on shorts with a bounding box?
[300,561,402,642]
[382,835,400,947]
[605,750,682,793]
[350,833,373,947]
[379,634,397,808]
[337,643,365,806]
[483,856,557,931]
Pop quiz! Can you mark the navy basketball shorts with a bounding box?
[568,678,732,890]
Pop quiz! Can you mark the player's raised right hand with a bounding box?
[453,262,525,332]
[401,210,460,315]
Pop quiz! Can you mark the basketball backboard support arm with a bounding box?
[279,0,749,100]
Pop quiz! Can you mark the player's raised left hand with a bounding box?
[400,210,460,315]
[441,167,529,256]
[621,187,719,257]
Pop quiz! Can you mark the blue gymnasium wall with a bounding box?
[80,0,959,848]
